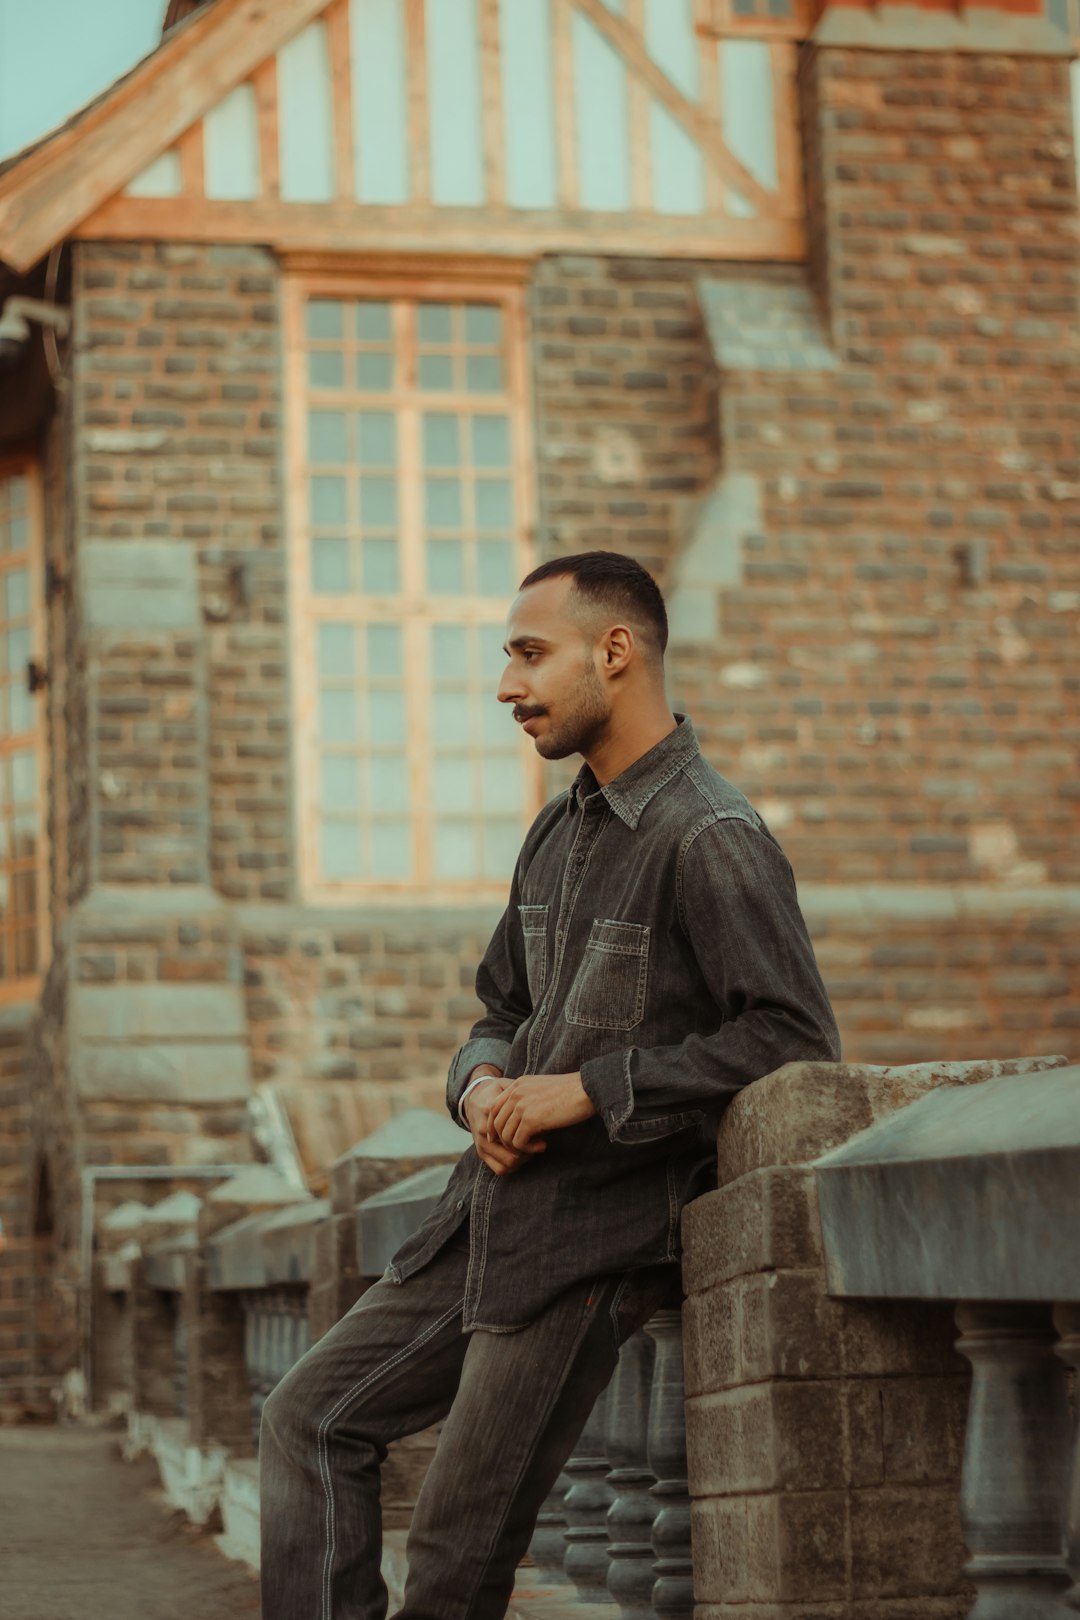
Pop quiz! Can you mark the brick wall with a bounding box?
[71,242,291,903]
[0,1008,33,1419]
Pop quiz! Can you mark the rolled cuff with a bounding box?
[447,1036,513,1126]
[581,1046,706,1145]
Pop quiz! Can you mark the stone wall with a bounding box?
[0,1007,34,1419]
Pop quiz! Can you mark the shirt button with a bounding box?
[456,1199,465,1211]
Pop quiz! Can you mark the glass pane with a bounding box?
[432,624,469,680]
[481,755,523,811]
[366,623,403,678]
[371,820,412,879]
[8,685,32,733]
[427,541,466,595]
[476,480,512,530]
[6,515,26,552]
[361,538,399,594]
[472,415,511,469]
[433,690,471,745]
[12,812,35,859]
[357,350,393,391]
[0,687,9,731]
[425,478,462,529]
[316,622,355,678]
[423,413,461,469]
[321,754,361,812]
[319,689,359,743]
[370,755,409,812]
[14,927,36,977]
[12,868,35,920]
[479,697,516,745]
[477,541,516,597]
[465,305,502,345]
[310,476,347,526]
[322,818,362,880]
[478,624,509,669]
[355,300,391,340]
[6,476,27,513]
[357,411,396,466]
[434,756,473,813]
[359,477,398,527]
[308,350,344,389]
[7,626,29,676]
[435,819,477,880]
[311,538,350,594]
[419,353,453,392]
[4,569,29,620]
[419,303,453,344]
[309,410,347,464]
[368,689,405,743]
[307,299,344,340]
[11,752,35,804]
[482,818,520,879]
[466,354,503,393]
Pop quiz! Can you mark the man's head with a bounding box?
[498,550,668,761]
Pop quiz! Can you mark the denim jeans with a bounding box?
[259,1229,676,1620]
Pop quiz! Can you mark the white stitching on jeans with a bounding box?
[318,1296,465,1620]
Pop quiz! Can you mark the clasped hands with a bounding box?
[463,1070,596,1177]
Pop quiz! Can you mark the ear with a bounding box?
[600,624,634,676]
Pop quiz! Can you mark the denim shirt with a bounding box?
[390,717,841,1329]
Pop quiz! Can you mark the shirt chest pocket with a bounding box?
[564,918,650,1031]
[518,904,549,1003]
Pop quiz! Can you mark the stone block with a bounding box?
[849,1485,968,1598]
[686,1382,846,1497]
[72,983,247,1042]
[82,538,200,631]
[681,1167,823,1296]
[73,1041,251,1102]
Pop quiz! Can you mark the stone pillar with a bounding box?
[605,1328,657,1619]
[563,1384,615,1600]
[955,1303,1071,1619]
[529,1471,572,1587]
[1055,1305,1080,1611]
[646,1311,692,1620]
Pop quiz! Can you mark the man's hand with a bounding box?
[490,1073,597,1151]
[464,1076,547,1177]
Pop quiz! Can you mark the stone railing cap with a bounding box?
[332,1108,464,1167]
[356,1162,456,1211]
[207,1166,312,1205]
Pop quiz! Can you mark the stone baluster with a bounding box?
[528,1470,572,1586]
[605,1327,657,1620]
[955,1303,1071,1619]
[645,1309,692,1620]
[563,1383,616,1600]
[1054,1304,1080,1611]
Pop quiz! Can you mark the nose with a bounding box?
[497,662,525,705]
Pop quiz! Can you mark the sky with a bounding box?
[0,0,164,161]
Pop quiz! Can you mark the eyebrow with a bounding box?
[503,635,553,654]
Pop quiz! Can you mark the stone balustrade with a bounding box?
[87,1056,1076,1618]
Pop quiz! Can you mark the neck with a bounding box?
[583,696,678,786]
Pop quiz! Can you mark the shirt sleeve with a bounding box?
[445,857,533,1127]
[579,816,841,1144]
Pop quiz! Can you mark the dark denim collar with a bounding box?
[570,714,700,830]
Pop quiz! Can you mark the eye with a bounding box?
[522,649,539,663]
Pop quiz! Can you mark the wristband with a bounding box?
[458,1071,500,1126]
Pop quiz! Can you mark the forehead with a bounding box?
[505,575,583,642]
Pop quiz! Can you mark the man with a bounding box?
[260,551,840,1620]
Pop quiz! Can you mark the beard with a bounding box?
[530,661,610,760]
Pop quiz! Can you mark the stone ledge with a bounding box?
[813,6,1071,55]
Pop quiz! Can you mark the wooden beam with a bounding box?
[694,0,723,218]
[74,193,806,261]
[404,0,430,205]
[325,0,355,201]
[626,0,652,213]
[0,0,334,273]
[478,0,505,209]
[252,58,280,201]
[570,0,774,215]
[177,121,205,198]
[770,40,804,220]
[552,0,578,211]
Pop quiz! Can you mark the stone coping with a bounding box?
[813,6,1071,54]
[815,1063,1080,1301]
[206,1197,329,1291]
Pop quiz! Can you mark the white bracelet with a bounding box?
[458,1072,500,1126]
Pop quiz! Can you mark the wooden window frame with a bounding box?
[283,254,542,906]
[0,456,48,1001]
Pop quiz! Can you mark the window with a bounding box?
[286,271,539,900]
[0,463,46,989]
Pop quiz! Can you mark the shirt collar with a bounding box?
[568,715,700,831]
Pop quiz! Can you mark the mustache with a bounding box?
[513,706,547,723]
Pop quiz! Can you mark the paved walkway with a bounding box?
[0,1424,261,1620]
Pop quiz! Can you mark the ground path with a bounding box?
[0,1425,261,1620]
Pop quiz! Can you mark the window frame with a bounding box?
[283,255,543,905]
[0,455,48,1000]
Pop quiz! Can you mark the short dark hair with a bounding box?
[518,550,668,658]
